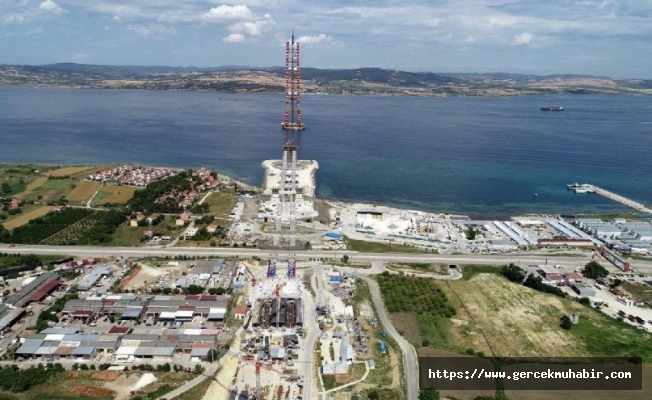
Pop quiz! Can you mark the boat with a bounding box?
[567,183,580,190]
[541,106,564,111]
[574,188,591,194]
[533,193,539,198]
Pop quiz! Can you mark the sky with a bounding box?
[1,0,651,79]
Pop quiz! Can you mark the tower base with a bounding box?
[281,122,306,131]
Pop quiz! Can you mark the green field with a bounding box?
[344,237,427,253]
[204,190,238,220]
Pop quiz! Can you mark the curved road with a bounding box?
[360,274,419,400]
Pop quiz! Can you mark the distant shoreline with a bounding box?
[2,64,651,97]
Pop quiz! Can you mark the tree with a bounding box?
[560,315,573,330]
[610,278,623,289]
[185,284,204,295]
[1,182,11,194]
[304,241,312,250]
[419,389,440,400]
[368,390,380,400]
[582,261,609,279]
[578,297,591,306]
[341,254,349,263]
[465,226,477,240]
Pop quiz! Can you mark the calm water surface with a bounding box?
[1,86,651,216]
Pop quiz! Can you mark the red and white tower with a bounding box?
[282,32,306,130]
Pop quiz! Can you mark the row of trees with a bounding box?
[0,363,65,392]
[501,264,567,298]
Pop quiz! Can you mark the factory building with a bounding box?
[4,272,60,307]
[77,265,112,291]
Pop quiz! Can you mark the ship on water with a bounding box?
[541,105,564,111]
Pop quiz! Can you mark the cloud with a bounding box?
[296,34,342,46]
[39,0,67,15]
[201,5,253,24]
[3,14,27,24]
[112,16,122,23]
[223,33,245,43]
[228,15,274,37]
[127,24,176,37]
[511,32,535,46]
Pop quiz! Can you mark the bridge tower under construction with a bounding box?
[282,32,305,131]
[275,141,298,246]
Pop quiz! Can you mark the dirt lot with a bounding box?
[2,205,55,230]
[390,312,422,346]
[66,180,101,202]
[123,263,181,290]
[93,185,139,205]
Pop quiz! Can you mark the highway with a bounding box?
[6,244,652,272]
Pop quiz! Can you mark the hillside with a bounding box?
[1,63,651,97]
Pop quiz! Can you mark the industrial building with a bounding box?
[15,328,219,362]
[77,265,112,291]
[4,272,60,307]
[537,265,562,283]
[0,305,26,333]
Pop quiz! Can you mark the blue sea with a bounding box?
[1,86,651,217]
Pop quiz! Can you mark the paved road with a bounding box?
[5,244,651,272]
[361,270,420,400]
[303,262,324,400]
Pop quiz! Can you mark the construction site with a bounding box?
[223,257,310,400]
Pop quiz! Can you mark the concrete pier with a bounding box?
[579,184,652,214]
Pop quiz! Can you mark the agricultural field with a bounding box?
[19,178,77,203]
[45,166,97,178]
[14,176,48,200]
[65,180,101,204]
[2,206,56,230]
[92,185,140,206]
[1,208,126,245]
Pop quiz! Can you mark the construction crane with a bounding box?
[255,359,262,400]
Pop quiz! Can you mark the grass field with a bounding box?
[344,237,426,253]
[2,206,55,230]
[174,378,211,400]
[92,185,139,205]
[65,181,101,203]
[439,273,652,360]
[621,282,652,308]
[204,190,238,219]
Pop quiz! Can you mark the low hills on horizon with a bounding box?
[1,62,651,97]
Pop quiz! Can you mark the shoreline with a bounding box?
[0,162,642,219]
